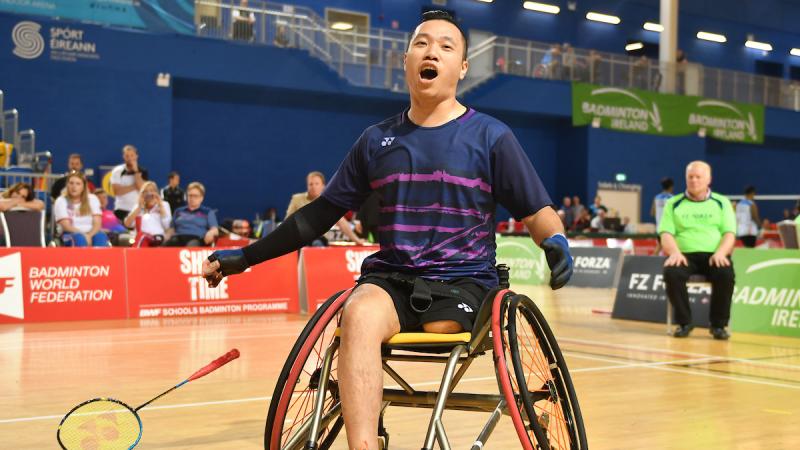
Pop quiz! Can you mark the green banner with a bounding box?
[731,249,800,337]
[572,82,764,144]
[495,236,548,286]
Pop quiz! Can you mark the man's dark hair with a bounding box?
[660,177,674,191]
[168,171,180,180]
[744,185,756,195]
[411,10,469,60]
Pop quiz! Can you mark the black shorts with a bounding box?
[357,274,489,332]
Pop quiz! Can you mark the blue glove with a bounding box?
[205,249,249,287]
[541,234,573,290]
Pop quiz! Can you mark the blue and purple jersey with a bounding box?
[323,108,552,287]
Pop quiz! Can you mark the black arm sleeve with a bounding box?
[241,196,347,266]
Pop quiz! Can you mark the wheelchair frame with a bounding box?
[267,287,586,450]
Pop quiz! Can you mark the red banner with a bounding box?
[125,248,299,318]
[0,248,128,324]
[301,246,378,311]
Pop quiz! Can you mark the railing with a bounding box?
[194,1,800,111]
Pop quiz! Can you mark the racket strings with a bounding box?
[58,400,141,450]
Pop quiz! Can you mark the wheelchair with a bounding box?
[265,269,587,450]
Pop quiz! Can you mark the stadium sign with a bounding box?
[11,21,101,63]
[572,82,764,144]
[731,249,800,337]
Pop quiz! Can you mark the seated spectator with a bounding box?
[559,196,574,230]
[160,171,186,214]
[287,171,365,245]
[589,195,608,217]
[0,182,44,212]
[54,172,108,247]
[574,210,592,232]
[164,182,219,247]
[231,219,252,238]
[93,189,127,233]
[124,181,172,247]
[590,209,607,232]
[50,153,95,199]
[621,217,637,234]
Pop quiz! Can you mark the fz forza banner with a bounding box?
[612,255,711,327]
[572,82,764,144]
[126,248,299,318]
[0,248,127,324]
[569,247,623,288]
[731,249,800,337]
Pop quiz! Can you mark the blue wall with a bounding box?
[1,12,798,223]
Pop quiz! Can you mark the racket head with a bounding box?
[57,398,142,450]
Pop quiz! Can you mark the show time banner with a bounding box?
[572,82,764,144]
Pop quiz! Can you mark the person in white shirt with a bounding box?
[54,172,108,247]
[124,181,172,247]
[110,144,148,223]
[736,185,760,248]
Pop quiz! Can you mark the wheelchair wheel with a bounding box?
[265,290,350,450]
[493,293,587,450]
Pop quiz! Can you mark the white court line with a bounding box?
[560,336,800,371]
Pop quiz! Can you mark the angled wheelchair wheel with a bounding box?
[493,293,587,450]
[265,290,350,450]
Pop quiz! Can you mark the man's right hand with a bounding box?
[204,249,249,287]
[664,252,688,267]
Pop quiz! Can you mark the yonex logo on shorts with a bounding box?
[12,21,45,60]
[381,137,395,147]
[457,303,473,313]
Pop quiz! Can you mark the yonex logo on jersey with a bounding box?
[381,137,395,147]
[457,303,473,313]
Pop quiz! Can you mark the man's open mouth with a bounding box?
[420,67,438,80]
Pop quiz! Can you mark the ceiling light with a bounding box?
[745,40,772,51]
[643,22,663,32]
[586,12,620,24]
[696,31,727,43]
[625,42,644,51]
[791,48,800,56]
[475,0,493,3]
[523,2,560,14]
[330,22,354,31]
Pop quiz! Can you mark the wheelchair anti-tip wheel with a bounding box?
[265,290,348,450]
[494,294,587,450]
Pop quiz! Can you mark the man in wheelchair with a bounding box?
[203,11,574,450]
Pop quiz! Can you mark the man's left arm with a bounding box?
[490,130,572,289]
[711,197,737,267]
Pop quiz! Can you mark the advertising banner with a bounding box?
[495,236,548,286]
[572,82,764,144]
[612,255,711,327]
[569,247,623,288]
[731,249,800,337]
[125,248,299,318]
[0,248,127,324]
[300,246,379,312]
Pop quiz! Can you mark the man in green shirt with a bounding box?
[659,161,736,339]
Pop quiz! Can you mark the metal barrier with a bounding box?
[195,0,800,110]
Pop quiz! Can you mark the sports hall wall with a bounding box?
[1,11,799,222]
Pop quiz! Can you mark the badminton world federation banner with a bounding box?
[572,82,764,144]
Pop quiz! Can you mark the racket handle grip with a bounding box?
[187,349,240,382]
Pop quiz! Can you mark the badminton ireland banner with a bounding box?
[731,249,800,337]
[571,82,764,144]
